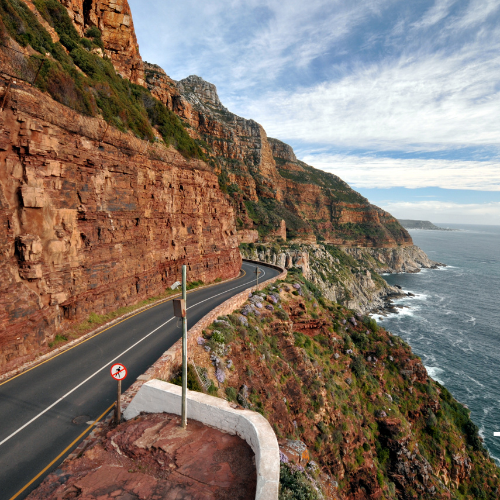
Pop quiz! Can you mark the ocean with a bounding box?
[375,224,500,463]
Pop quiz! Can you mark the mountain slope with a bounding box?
[144,68,413,247]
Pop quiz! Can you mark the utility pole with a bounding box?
[173,267,188,428]
[181,265,187,428]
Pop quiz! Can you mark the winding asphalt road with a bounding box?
[0,260,280,500]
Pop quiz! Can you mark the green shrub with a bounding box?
[211,330,225,343]
[275,309,289,321]
[352,356,366,378]
[363,316,379,333]
[48,334,67,348]
[279,464,318,500]
[225,386,238,402]
[170,364,202,392]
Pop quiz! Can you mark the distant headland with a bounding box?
[398,219,455,231]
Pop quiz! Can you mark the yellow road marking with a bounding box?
[8,402,116,500]
[0,269,246,388]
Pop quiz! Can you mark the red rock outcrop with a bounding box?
[0,76,241,373]
[59,0,144,85]
[28,413,257,500]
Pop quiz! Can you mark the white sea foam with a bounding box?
[466,315,476,325]
[379,307,419,321]
[425,366,445,384]
[434,265,459,271]
[396,291,429,301]
[464,373,485,388]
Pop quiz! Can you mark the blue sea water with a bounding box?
[376,224,500,463]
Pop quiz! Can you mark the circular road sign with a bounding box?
[110,363,127,381]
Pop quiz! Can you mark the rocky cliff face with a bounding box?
[240,243,438,314]
[0,76,240,374]
[59,0,144,85]
[145,73,413,248]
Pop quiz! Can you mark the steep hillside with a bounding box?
[181,272,500,499]
[240,242,440,314]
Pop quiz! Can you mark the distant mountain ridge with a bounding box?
[399,220,454,231]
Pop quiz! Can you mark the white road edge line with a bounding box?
[0,264,269,448]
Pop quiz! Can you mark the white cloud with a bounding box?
[239,41,500,153]
[412,0,456,29]
[379,200,500,225]
[130,0,394,88]
[301,154,500,190]
[451,0,500,30]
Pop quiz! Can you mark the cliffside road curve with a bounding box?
[0,261,281,500]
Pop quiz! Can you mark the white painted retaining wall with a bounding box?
[124,379,280,500]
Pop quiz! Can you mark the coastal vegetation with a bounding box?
[181,269,500,499]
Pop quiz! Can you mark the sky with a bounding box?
[129,0,500,225]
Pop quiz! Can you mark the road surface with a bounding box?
[0,260,280,499]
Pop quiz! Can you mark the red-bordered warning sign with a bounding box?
[110,363,127,381]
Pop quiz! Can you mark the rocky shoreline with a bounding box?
[240,242,446,316]
[369,262,446,318]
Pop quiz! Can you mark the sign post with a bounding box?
[110,363,127,424]
[172,266,188,428]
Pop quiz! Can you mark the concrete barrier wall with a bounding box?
[123,380,280,500]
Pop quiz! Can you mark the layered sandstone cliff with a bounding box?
[145,72,413,248]
[0,76,240,373]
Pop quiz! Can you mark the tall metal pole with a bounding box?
[181,264,187,428]
[116,379,121,424]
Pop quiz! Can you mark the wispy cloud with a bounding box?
[380,200,500,225]
[412,0,456,29]
[130,0,394,89]
[301,154,500,191]
[240,40,500,153]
